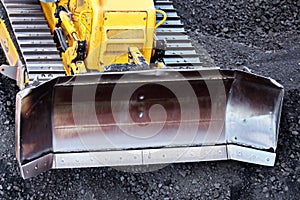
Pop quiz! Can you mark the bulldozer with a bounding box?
[0,0,284,179]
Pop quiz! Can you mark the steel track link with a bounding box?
[2,0,65,85]
[154,0,210,69]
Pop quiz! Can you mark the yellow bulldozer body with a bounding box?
[41,0,159,74]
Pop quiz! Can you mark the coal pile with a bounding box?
[173,0,300,50]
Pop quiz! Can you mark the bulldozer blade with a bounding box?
[15,68,284,178]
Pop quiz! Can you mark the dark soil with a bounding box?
[0,0,299,199]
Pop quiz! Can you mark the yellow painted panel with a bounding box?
[107,29,144,40]
[0,19,19,66]
[101,0,155,11]
[104,12,147,27]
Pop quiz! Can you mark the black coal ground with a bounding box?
[0,1,299,199]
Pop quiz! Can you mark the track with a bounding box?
[1,0,65,84]
[155,0,206,68]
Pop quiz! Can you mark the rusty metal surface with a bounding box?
[52,71,229,152]
[16,81,54,163]
[226,73,284,150]
[15,68,284,178]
